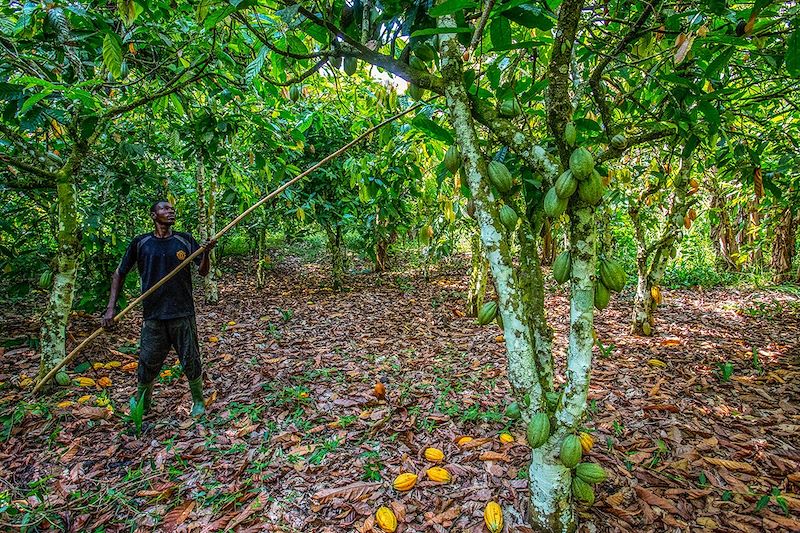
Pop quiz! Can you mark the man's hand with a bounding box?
[201,238,217,251]
[101,307,116,329]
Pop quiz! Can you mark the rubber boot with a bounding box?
[135,382,154,414]
[188,377,206,418]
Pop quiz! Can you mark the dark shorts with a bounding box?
[138,316,202,383]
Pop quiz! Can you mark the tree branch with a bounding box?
[0,154,58,182]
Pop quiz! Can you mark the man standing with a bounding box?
[102,200,215,418]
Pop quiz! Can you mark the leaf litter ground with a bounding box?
[0,254,799,532]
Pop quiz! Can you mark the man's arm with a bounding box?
[198,239,216,277]
[102,269,126,328]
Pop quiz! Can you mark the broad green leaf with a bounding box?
[411,115,454,144]
[246,45,268,84]
[428,0,477,17]
[502,5,554,30]
[18,91,51,115]
[490,17,512,50]
[103,32,123,79]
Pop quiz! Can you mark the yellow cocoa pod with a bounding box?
[647,359,666,368]
[56,400,74,408]
[426,467,451,483]
[375,506,397,532]
[499,433,514,444]
[650,286,662,305]
[484,501,503,533]
[97,377,112,387]
[77,395,93,404]
[424,447,444,462]
[122,362,138,372]
[104,361,121,369]
[19,378,33,388]
[92,362,104,370]
[76,377,96,387]
[579,432,594,453]
[392,472,417,491]
[456,436,473,446]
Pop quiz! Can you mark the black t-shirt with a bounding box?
[117,232,202,320]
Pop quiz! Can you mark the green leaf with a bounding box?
[490,17,512,50]
[786,19,800,77]
[411,116,453,144]
[18,91,51,115]
[103,32,123,79]
[755,494,770,512]
[246,45,268,84]
[704,0,727,15]
[410,27,473,38]
[204,5,237,29]
[117,0,139,26]
[428,0,478,17]
[502,5,554,30]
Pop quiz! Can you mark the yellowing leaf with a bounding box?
[674,32,695,65]
[19,378,33,388]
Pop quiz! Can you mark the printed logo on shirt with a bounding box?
[176,250,187,260]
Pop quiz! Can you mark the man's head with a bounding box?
[150,200,176,226]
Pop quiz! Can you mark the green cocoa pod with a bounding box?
[575,462,608,484]
[552,251,571,284]
[526,412,551,449]
[343,57,357,76]
[488,161,513,193]
[560,434,583,468]
[594,281,610,310]
[496,311,504,329]
[55,371,71,386]
[478,301,498,325]
[544,187,568,218]
[555,170,577,199]
[289,85,302,102]
[505,402,521,420]
[599,259,626,292]
[444,145,461,174]
[572,476,596,505]
[499,205,518,231]
[500,97,522,117]
[610,133,627,149]
[565,122,577,147]
[39,270,53,289]
[569,147,594,180]
[577,170,605,205]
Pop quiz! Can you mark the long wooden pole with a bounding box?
[33,104,422,394]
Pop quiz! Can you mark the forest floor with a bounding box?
[1,251,799,532]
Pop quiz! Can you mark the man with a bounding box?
[102,200,215,418]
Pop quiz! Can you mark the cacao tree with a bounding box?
[217,0,800,529]
[0,2,215,382]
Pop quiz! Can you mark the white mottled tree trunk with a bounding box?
[466,230,489,316]
[37,178,80,383]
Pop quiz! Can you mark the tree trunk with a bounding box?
[709,185,739,271]
[324,223,344,291]
[771,206,795,283]
[256,219,269,289]
[466,230,489,316]
[37,177,80,383]
[631,270,655,336]
[196,158,219,303]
